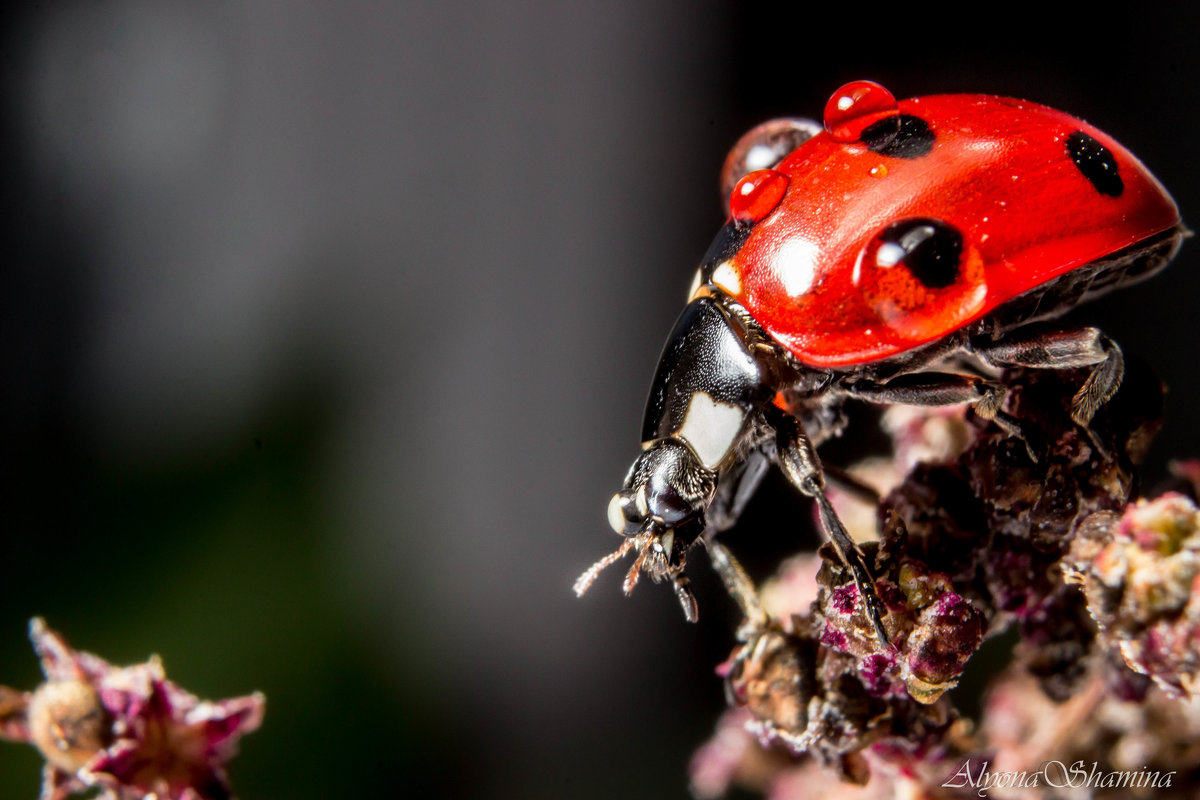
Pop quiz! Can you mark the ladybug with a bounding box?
[574,80,1184,644]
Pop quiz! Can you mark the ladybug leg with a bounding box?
[969,328,1124,430]
[843,372,1037,460]
[705,538,770,634]
[706,450,772,533]
[772,412,891,647]
[821,464,884,505]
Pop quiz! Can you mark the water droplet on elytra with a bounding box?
[720,118,819,201]
[824,80,900,143]
[730,169,789,226]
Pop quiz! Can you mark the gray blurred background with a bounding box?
[2,2,1199,798]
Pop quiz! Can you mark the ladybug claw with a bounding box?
[1013,431,1046,465]
[1081,424,1112,460]
[813,491,892,648]
[991,409,1041,464]
[673,574,699,623]
[844,549,892,648]
[865,601,892,652]
[1020,431,1043,465]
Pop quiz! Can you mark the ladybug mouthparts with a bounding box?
[574,438,716,621]
[573,516,699,623]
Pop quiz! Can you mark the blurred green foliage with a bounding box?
[0,398,440,798]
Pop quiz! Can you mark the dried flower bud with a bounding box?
[1068,494,1200,696]
[902,591,986,703]
[27,679,112,773]
[725,628,814,736]
[815,530,985,705]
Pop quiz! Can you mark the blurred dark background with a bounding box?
[1,2,1198,798]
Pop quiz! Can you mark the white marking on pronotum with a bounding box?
[676,391,746,468]
[687,268,703,300]
[712,261,741,296]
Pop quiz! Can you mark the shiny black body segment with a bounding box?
[642,297,767,446]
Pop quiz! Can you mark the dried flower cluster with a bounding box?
[1066,492,1200,696]
[0,619,264,800]
[692,364,1200,798]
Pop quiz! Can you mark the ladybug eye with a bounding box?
[855,218,986,341]
[720,118,820,209]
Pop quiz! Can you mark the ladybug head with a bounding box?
[574,294,767,622]
[574,440,715,622]
[611,440,715,537]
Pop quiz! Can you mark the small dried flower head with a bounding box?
[0,619,264,800]
[725,628,814,736]
[1068,494,1200,696]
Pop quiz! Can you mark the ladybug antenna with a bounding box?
[621,518,659,595]
[575,519,700,621]
[623,547,649,595]
[572,536,637,597]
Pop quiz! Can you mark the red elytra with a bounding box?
[719,93,1180,367]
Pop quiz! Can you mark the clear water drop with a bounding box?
[824,80,900,143]
[729,169,789,227]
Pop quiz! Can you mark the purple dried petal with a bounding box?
[30,619,113,687]
[0,686,31,742]
[86,737,141,780]
[820,625,848,650]
[857,652,897,697]
[829,584,858,615]
[192,697,266,754]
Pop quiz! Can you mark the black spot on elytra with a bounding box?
[701,221,751,275]
[861,114,935,158]
[1066,130,1123,197]
[879,218,963,288]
